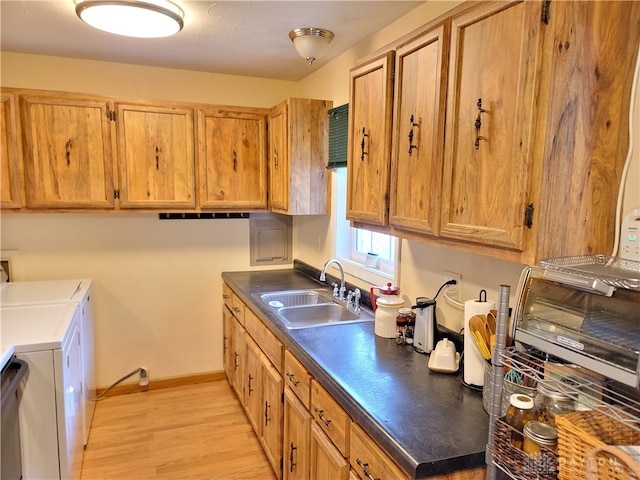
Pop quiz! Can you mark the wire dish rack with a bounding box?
[540,255,640,291]
[485,282,640,480]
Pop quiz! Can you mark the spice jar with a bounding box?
[523,421,558,457]
[533,380,575,427]
[395,313,407,345]
[399,308,415,345]
[504,394,535,449]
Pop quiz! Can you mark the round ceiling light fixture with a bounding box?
[75,0,185,38]
[288,28,335,65]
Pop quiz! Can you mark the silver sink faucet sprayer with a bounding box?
[320,258,346,300]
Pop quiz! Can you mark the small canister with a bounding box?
[523,421,558,457]
[395,314,407,345]
[533,380,575,427]
[397,308,415,345]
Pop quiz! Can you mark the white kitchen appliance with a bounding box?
[412,297,436,354]
[0,279,95,448]
[620,208,640,261]
[1,303,83,480]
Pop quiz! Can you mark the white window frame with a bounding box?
[334,168,401,286]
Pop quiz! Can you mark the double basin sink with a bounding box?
[257,289,374,329]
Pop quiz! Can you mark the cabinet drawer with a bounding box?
[244,307,283,373]
[223,283,234,310]
[311,380,350,457]
[284,350,312,409]
[350,422,409,480]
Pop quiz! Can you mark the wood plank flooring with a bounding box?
[81,380,276,480]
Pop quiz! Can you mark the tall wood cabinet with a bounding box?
[116,102,195,209]
[440,1,544,251]
[18,91,115,209]
[268,98,332,215]
[346,52,395,226]
[1,92,22,209]
[389,21,450,236]
[197,106,268,210]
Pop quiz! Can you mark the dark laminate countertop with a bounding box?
[222,263,489,479]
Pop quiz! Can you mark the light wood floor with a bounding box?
[81,380,276,480]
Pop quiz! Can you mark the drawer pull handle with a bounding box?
[313,407,331,427]
[289,442,297,472]
[286,372,300,386]
[360,127,369,161]
[247,374,254,395]
[408,114,418,156]
[356,459,379,480]
[264,401,271,426]
[234,352,240,370]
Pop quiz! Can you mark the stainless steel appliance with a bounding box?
[413,297,436,354]
[513,255,640,388]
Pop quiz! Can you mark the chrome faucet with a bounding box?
[320,258,346,300]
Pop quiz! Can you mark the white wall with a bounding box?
[2,1,639,386]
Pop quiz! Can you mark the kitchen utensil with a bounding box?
[472,330,491,360]
[369,282,400,311]
[412,297,436,353]
[464,292,496,386]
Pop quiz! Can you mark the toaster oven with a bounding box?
[513,255,640,388]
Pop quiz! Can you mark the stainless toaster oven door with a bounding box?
[514,266,640,388]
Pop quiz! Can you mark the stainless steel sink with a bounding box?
[258,289,374,329]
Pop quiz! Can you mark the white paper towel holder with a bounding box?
[463,289,495,387]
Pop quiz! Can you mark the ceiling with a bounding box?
[0,1,423,81]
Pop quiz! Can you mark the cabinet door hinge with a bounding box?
[542,0,551,25]
[114,189,120,199]
[108,110,116,121]
[524,203,534,229]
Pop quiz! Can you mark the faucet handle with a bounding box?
[353,288,361,313]
[331,282,339,297]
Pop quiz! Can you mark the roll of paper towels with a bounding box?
[464,297,495,386]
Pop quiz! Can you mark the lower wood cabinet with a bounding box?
[350,422,409,480]
[223,283,486,480]
[310,422,350,480]
[222,284,283,479]
[283,388,312,480]
[262,360,284,477]
[244,335,263,433]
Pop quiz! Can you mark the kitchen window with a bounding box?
[334,168,400,285]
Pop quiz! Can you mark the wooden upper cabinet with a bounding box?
[19,92,115,209]
[197,106,268,210]
[268,98,332,215]
[347,51,395,226]
[116,102,195,209]
[441,0,544,251]
[268,101,288,212]
[531,0,640,262]
[389,21,450,236]
[1,92,22,209]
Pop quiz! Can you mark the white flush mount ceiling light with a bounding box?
[289,28,335,65]
[75,0,184,38]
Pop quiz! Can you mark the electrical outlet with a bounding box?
[138,367,149,387]
[443,271,462,302]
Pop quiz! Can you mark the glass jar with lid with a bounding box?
[533,380,575,427]
[505,393,535,449]
[523,421,558,457]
